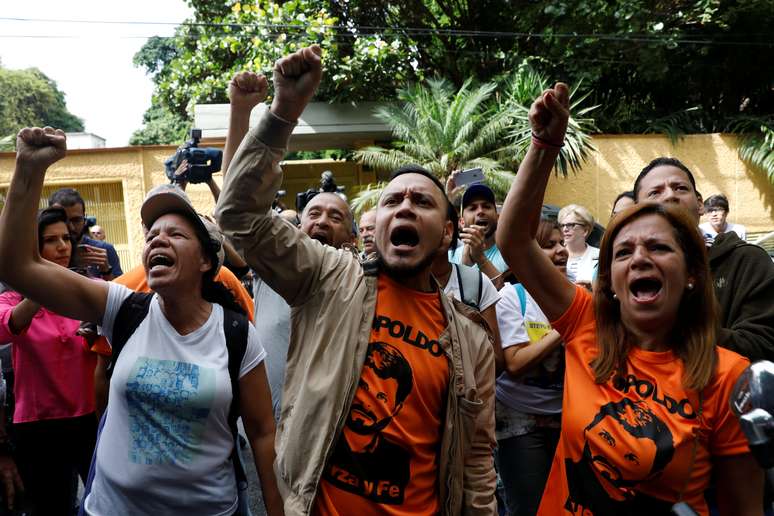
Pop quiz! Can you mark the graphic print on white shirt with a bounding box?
[127,357,215,465]
[85,282,266,516]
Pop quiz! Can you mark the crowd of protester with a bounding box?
[0,44,772,516]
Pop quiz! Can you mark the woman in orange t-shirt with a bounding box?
[495,82,763,515]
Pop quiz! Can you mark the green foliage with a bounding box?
[0,135,14,152]
[643,107,703,145]
[137,0,774,185]
[350,181,387,215]
[352,70,598,212]
[353,77,518,201]
[136,0,415,120]
[496,66,599,177]
[129,105,189,145]
[728,116,774,184]
[0,65,83,146]
[284,149,351,160]
[336,0,773,135]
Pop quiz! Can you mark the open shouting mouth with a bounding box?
[628,276,663,304]
[148,252,175,273]
[389,226,419,253]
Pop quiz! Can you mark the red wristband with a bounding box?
[531,132,564,150]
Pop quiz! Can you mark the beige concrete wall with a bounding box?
[545,133,774,234]
[0,147,374,270]
[1,132,771,270]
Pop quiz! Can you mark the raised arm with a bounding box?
[222,71,269,178]
[495,84,576,321]
[0,128,107,324]
[215,46,345,306]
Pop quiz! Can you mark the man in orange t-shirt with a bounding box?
[315,274,448,513]
[91,262,254,415]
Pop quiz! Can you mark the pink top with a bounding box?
[0,291,96,423]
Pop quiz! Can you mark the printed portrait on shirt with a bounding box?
[323,340,414,504]
[564,397,676,514]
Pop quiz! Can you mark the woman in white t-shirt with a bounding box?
[494,218,567,516]
[558,204,599,285]
[0,129,282,516]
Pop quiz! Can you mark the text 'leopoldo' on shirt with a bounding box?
[538,286,749,516]
[315,273,450,515]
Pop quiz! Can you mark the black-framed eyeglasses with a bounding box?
[559,222,585,231]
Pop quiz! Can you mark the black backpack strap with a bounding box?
[476,268,483,308]
[106,292,154,381]
[223,308,249,485]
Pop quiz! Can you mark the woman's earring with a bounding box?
[687,282,694,290]
[612,292,618,299]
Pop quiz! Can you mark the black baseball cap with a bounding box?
[461,183,495,209]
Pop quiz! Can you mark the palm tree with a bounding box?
[352,78,517,213]
[351,71,598,215]
[727,115,774,184]
[497,68,599,178]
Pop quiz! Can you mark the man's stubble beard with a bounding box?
[484,221,497,240]
[375,233,444,282]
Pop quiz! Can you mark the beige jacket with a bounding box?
[215,111,497,515]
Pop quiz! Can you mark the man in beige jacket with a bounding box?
[216,45,496,516]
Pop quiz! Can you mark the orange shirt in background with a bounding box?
[538,286,749,516]
[314,273,450,515]
[90,264,254,356]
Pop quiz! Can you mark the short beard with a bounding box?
[376,249,437,282]
[484,223,497,239]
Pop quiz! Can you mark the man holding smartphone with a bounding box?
[448,181,508,286]
[48,188,122,280]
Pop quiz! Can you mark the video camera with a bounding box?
[164,129,223,185]
[296,171,346,212]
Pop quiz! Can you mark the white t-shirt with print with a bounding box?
[442,263,500,311]
[85,283,265,516]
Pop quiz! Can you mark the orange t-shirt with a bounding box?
[314,274,450,515]
[90,264,254,356]
[538,286,749,515]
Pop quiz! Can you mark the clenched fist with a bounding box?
[270,45,323,123]
[528,83,570,147]
[229,71,269,112]
[16,127,66,171]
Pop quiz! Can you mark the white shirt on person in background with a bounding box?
[495,284,563,418]
[699,221,746,244]
[85,282,265,516]
[442,263,500,311]
[449,243,509,273]
[565,245,599,284]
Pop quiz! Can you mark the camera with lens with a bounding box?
[296,171,346,212]
[164,129,223,185]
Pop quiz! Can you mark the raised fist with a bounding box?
[528,83,570,147]
[15,127,66,171]
[270,45,323,123]
[229,71,269,112]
